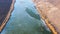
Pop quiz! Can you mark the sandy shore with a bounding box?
[0,0,15,32]
[33,0,60,34]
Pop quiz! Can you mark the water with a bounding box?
[1,0,52,34]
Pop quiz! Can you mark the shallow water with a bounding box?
[1,0,52,34]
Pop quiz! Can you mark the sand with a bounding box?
[33,0,60,34]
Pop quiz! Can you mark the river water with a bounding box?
[1,0,52,34]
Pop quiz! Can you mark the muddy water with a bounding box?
[1,0,52,34]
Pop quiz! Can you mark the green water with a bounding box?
[1,0,52,34]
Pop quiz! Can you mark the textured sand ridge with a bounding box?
[33,0,60,34]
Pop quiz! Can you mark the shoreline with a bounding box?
[0,0,15,32]
[33,0,58,34]
[36,6,57,34]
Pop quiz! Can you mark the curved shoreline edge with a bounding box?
[36,7,57,34]
[0,0,15,32]
[33,0,58,34]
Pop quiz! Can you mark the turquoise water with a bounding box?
[1,0,52,34]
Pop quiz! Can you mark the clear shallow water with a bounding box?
[1,0,52,34]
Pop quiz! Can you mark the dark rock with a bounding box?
[0,0,12,25]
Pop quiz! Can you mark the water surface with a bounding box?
[1,0,52,34]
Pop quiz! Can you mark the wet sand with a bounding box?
[0,0,15,32]
[33,0,60,34]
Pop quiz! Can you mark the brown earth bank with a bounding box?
[33,0,60,34]
[0,0,15,32]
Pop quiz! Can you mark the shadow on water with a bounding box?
[25,7,53,34]
[25,8,40,20]
[1,0,53,34]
